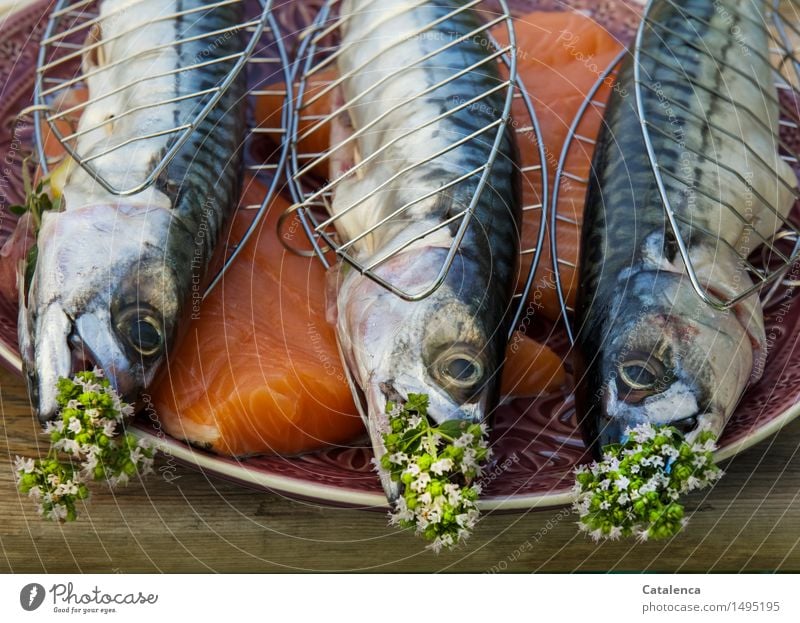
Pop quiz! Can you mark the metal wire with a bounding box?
[284,0,548,309]
[552,1,800,343]
[33,0,274,196]
[551,49,626,345]
[31,0,293,297]
[204,6,293,297]
[632,0,800,311]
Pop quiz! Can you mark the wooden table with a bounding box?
[2,367,799,572]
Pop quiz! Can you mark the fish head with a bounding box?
[576,270,762,455]
[335,247,506,498]
[19,203,181,422]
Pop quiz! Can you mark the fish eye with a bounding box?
[436,352,484,390]
[618,357,665,391]
[116,308,164,357]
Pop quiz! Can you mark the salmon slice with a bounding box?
[149,178,365,456]
[502,331,566,398]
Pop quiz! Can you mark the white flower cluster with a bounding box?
[380,394,491,552]
[14,455,84,521]
[572,422,722,541]
[15,368,155,522]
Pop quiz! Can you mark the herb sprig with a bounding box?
[380,394,490,552]
[8,157,62,232]
[15,369,155,522]
[572,423,722,541]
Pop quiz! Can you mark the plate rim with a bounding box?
[5,334,800,511]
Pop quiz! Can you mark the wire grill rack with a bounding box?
[33,0,275,196]
[551,49,625,344]
[633,0,800,310]
[30,0,292,296]
[552,0,800,342]
[283,0,548,313]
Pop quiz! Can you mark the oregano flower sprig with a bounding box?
[572,423,722,541]
[15,369,155,522]
[380,393,491,552]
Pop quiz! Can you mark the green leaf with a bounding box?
[8,204,27,216]
[39,193,52,214]
[404,393,429,415]
[436,420,468,439]
[24,244,38,296]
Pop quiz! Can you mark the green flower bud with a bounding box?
[417,454,433,470]
[462,487,478,502]
[666,503,684,521]
[467,424,482,438]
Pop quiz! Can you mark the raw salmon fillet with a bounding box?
[149,180,366,456]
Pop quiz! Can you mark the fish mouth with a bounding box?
[364,382,402,503]
[360,378,482,503]
[594,408,725,455]
[24,308,138,423]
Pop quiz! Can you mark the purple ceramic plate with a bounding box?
[2,0,800,511]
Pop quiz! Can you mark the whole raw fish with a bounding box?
[575,0,796,451]
[19,0,247,421]
[329,0,521,498]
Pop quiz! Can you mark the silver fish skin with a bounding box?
[575,0,795,452]
[332,0,521,498]
[19,0,246,421]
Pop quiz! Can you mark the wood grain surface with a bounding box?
[2,366,799,572]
